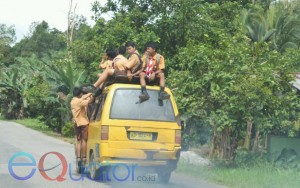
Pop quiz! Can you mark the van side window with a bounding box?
[89,94,107,121]
[95,94,107,121]
[87,102,96,121]
[90,98,100,121]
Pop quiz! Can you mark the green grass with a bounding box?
[176,160,300,188]
[14,118,74,144]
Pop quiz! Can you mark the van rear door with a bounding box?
[106,88,180,149]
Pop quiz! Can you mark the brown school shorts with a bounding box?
[113,70,127,76]
[73,123,88,141]
[112,70,128,82]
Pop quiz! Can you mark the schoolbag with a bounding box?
[128,53,143,74]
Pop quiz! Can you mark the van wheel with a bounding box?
[157,170,172,184]
[89,152,101,180]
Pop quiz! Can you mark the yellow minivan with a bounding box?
[78,82,181,183]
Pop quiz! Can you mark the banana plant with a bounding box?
[43,59,87,102]
[0,68,33,118]
[241,3,300,52]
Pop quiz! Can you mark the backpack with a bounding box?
[128,53,143,74]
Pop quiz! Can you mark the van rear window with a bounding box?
[110,89,175,122]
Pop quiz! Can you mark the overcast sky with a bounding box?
[0,0,106,41]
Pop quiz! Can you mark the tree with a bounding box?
[12,21,66,58]
[0,24,15,45]
[241,2,300,52]
[0,24,16,66]
[169,32,300,159]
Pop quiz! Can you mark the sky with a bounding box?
[0,0,106,42]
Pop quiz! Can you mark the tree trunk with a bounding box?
[264,134,268,150]
[210,127,233,159]
[252,130,260,153]
[67,0,77,49]
[244,120,253,150]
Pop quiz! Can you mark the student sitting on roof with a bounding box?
[93,47,128,89]
[97,49,114,78]
[114,45,128,67]
[125,41,144,82]
[138,41,170,101]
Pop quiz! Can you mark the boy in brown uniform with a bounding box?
[93,48,128,88]
[125,41,143,81]
[114,46,128,64]
[97,50,114,78]
[98,52,113,70]
[71,87,94,163]
[139,42,170,101]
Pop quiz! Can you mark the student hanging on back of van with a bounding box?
[71,87,94,164]
[93,48,128,88]
[138,41,170,101]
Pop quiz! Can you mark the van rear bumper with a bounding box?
[98,143,180,161]
[99,159,169,166]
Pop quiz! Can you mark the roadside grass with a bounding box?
[14,118,74,144]
[176,160,300,188]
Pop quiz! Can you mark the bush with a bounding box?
[234,147,268,167]
[270,148,300,170]
[62,121,74,137]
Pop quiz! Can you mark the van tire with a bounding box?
[157,170,172,184]
[89,152,101,180]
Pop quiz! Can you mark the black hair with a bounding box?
[106,48,118,59]
[73,87,82,97]
[146,41,159,52]
[143,42,149,52]
[125,41,136,48]
[80,85,90,94]
[118,46,126,55]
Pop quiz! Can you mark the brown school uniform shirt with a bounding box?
[99,60,113,70]
[70,94,91,126]
[113,54,128,71]
[126,51,141,73]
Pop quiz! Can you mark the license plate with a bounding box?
[130,132,152,141]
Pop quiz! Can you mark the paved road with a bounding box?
[0,121,226,188]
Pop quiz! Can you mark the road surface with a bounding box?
[0,120,226,188]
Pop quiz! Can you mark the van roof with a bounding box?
[105,83,171,92]
[102,75,171,91]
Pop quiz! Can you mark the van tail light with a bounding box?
[175,130,181,144]
[101,126,109,140]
